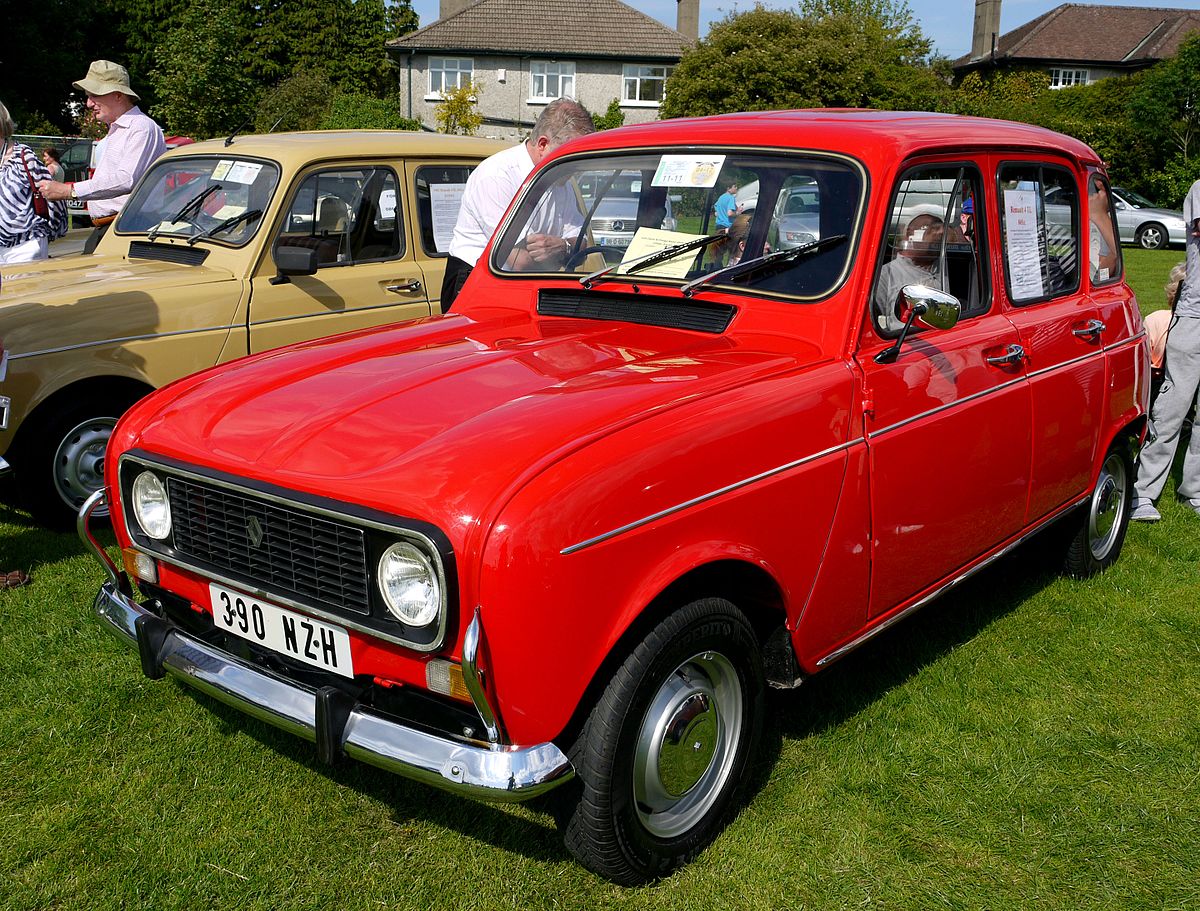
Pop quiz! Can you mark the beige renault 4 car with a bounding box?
[0,130,505,525]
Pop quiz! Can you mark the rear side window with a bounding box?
[873,164,988,335]
[998,164,1080,305]
[1087,174,1123,285]
[415,165,476,256]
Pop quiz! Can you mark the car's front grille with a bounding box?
[166,476,371,614]
[127,241,210,265]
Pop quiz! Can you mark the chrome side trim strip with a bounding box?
[11,324,240,360]
[815,491,1090,668]
[560,440,857,555]
[867,375,1026,440]
[90,579,574,802]
[1025,350,1102,380]
[1104,329,1146,354]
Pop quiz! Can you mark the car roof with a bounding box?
[554,109,1101,167]
[162,130,509,164]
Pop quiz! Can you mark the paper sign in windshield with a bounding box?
[1003,189,1044,300]
[652,155,726,189]
[620,228,707,279]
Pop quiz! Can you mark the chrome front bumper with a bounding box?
[81,499,573,804]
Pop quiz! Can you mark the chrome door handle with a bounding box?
[385,279,422,293]
[1072,319,1105,339]
[986,344,1026,366]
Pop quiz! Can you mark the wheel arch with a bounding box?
[553,557,786,751]
[9,374,154,459]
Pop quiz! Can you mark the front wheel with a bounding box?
[556,598,764,885]
[15,394,140,529]
[1062,442,1133,578]
[1136,222,1167,250]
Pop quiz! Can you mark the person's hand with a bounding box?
[37,180,72,201]
[523,232,570,264]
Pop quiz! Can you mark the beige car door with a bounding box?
[248,163,433,354]
[405,160,484,312]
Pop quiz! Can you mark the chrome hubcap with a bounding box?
[633,650,742,839]
[53,417,117,513]
[1089,452,1126,559]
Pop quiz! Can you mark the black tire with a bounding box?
[1135,222,1167,250]
[14,393,140,529]
[1062,441,1133,578]
[556,598,765,885]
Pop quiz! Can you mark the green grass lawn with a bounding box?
[2,250,1198,910]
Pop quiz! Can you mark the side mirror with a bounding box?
[903,284,960,330]
[270,245,319,285]
[875,285,961,364]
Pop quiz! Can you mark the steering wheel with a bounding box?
[565,245,623,269]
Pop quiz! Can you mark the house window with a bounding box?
[1048,67,1089,89]
[429,57,474,95]
[530,61,576,100]
[622,64,672,104]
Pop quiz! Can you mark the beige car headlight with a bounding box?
[377,541,440,627]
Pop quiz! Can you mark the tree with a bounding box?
[254,71,338,134]
[660,0,947,119]
[1127,33,1200,202]
[150,0,258,137]
[319,93,421,131]
[435,83,482,135]
[591,99,625,131]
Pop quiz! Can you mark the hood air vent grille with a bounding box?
[538,290,735,334]
[128,241,210,265]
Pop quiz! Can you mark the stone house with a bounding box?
[387,0,697,140]
[956,1,1200,88]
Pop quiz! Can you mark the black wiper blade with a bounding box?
[680,234,848,297]
[580,233,725,289]
[187,208,263,245]
[147,184,223,241]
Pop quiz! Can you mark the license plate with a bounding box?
[599,236,629,247]
[209,583,354,678]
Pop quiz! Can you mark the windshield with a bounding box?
[1113,187,1157,209]
[116,156,281,246]
[492,150,864,299]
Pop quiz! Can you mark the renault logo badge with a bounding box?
[247,516,264,548]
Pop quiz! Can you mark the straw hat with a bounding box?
[72,60,140,101]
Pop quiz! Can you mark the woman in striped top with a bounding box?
[0,101,67,264]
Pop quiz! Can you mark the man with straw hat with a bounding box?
[38,60,166,253]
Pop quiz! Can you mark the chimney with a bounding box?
[971,0,1002,61]
[440,0,472,20]
[676,0,699,41]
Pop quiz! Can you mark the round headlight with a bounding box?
[377,542,440,627]
[131,470,171,540]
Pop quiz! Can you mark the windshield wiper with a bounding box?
[580,233,726,290]
[680,234,849,297]
[187,209,263,245]
[148,184,223,241]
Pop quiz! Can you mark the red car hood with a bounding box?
[129,311,824,545]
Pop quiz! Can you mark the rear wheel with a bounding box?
[556,598,764,885]
[1062,442,1133,578]
[1135,222,1167,250]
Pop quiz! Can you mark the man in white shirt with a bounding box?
[440,98,594,310]
[38,60,167,253]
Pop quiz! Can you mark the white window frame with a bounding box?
[621,64,672,106]
[427,57,474,99]
[529,61,576,102]
[1048,67,1089,89]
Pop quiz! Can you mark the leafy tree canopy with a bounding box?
[660,0,947,119]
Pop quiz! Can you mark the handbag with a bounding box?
[18,148,50,219]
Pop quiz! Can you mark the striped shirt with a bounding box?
[0,143,62,247]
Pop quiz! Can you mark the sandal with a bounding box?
[2,570,30,589]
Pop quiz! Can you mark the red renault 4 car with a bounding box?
[82,111,1148,884]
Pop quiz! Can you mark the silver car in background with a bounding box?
[1110,187,1187,249]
